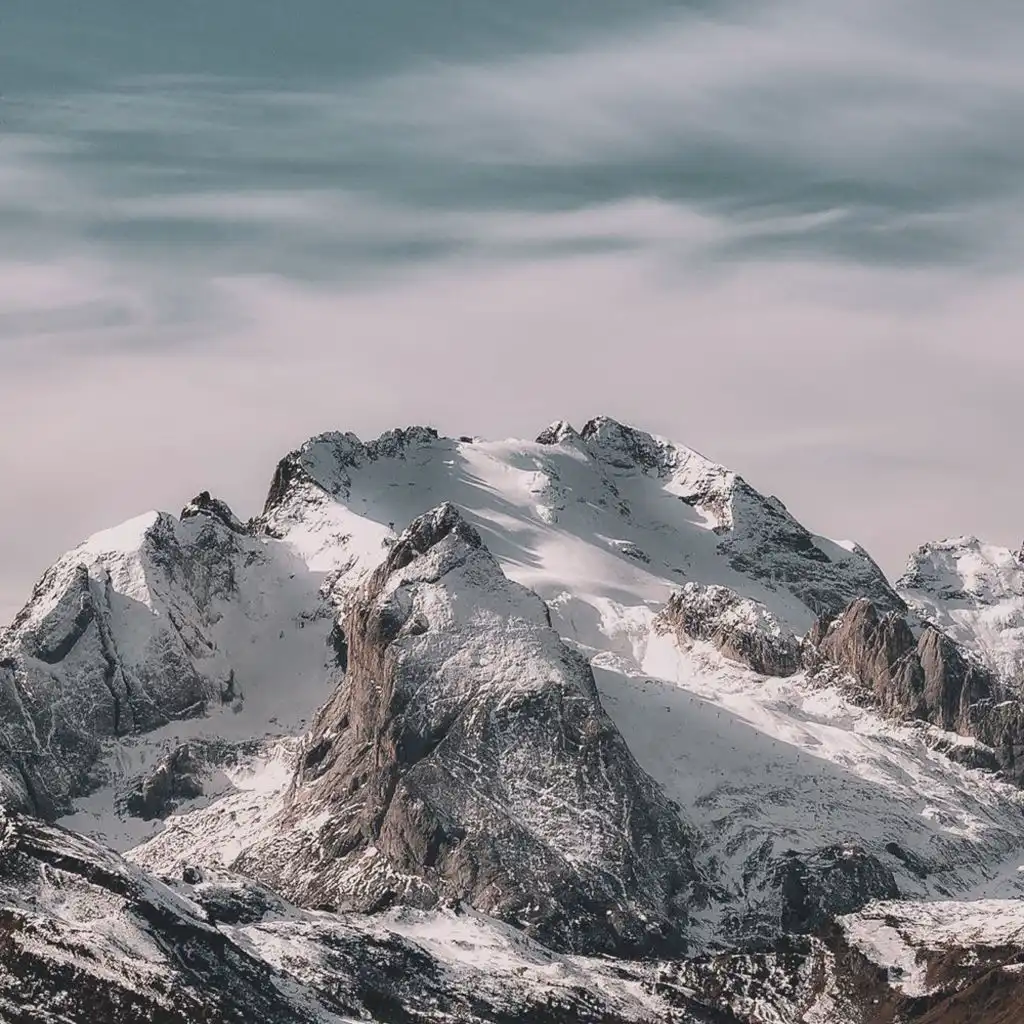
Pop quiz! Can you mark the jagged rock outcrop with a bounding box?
[238,503,705,957]
[807,598,1024,782]
[0,505,292,818]
[808,599,993,730]
[535,419,581,446]
[180,490,249,534]
[899,536,1024,685]
[767,847,899,936]
[121,744,205,820]
[656,582,805,677]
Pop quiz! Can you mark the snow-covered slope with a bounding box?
[0,492,336,837]
[899,536,1024,685]
[258,417,901,643]
[6,415,1024,1022]
[140,503,706,957]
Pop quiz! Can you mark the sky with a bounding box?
[1,1,1022,623]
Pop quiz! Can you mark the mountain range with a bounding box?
[3,416,1024,1023]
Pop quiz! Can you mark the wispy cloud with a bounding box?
[1,0,1023,622]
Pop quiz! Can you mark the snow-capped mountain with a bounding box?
[899,536,1024,684]
[2,416,1024,1023]
[0,493,334,829]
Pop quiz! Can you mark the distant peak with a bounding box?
[535,420,580,445]
[898,535,1024,603]
[379,503,484,582]
[180,492,247,534]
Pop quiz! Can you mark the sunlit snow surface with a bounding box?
[900,534,1024,683]
[842,898,1024,997]
[22,423,1024,968]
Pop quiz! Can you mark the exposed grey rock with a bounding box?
[180,490,249,534]
[925,731,1002,774]
[121,744,205,821]
[767,846,899,936]
[0,511,266,818]
[806,598,1024,782]
[535,419,582,446]
[261,426,442,520]
[183,871,290,925]
[238,503,705,957]
[808,599,993,730]
[657,582,806,677]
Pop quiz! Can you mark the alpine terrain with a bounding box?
[3,416,1024,1023]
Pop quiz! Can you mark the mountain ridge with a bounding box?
[3,415,1024,1022]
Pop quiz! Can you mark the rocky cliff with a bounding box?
[238,503,706,957]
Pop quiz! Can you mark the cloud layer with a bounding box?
[1,0,1022,620]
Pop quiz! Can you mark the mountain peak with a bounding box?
[534,419,580,445]
[898,536,1024,604]
[897,535,1024,682]
[232,502,704,956]
[180,491,247,534]
[579,415,675,472]
[380,501,483,580]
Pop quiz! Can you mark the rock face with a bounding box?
[261,425,441,517]
[238,503,705,957]
[840,898,1024,1022]
[657,582,805,677]
[121,744,206,820]
[0,502,313,819]
[180,490,249,535]
[898,535,1024,685]
[767,847,899,936]
[809,599,993,729]
[575,417,904,623]
[807,598,1024,782]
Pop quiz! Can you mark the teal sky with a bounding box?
[1,1,1023,620]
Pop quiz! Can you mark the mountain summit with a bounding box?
[3,417,1024,1022]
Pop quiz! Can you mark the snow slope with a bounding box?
[125,419,1024,948]
[7,415,1024,1021]
[260,418,898,637]
[899,535,1024,684]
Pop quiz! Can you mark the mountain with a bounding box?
[228,502,702,957]
[3,416,1024,1022]
[899,536,1024,683]
[0,494,335,835]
